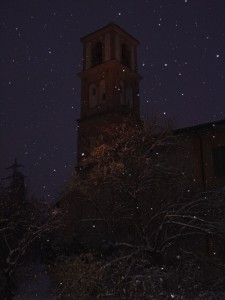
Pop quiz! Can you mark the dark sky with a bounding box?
[1,0,224,201]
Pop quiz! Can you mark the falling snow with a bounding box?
[1,0,224,201]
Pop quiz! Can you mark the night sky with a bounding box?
[1,0,224,201]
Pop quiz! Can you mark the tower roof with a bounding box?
[80,23,140,45]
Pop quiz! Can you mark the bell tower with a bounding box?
[77,23,142,162]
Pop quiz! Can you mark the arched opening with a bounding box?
[121,44,130,68]
[119,81,125,105]
[126,86,133,109]
[92,42,102,66]
[89,84,97,107]
[99,80,106,104]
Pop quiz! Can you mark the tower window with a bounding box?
[121,44,130,68]
[212,146,225,177]
[119,81,125,105]
[126,86,133,109]
[92,42,102,66]
[89,84,97,107]
[100,79,106,104]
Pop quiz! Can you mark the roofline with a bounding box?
[80,23,140,45]
[175,118,225,134]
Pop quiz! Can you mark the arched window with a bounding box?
[99,80,106,104]
[121,44,130,68]
[119,81,125,105]
[126,86,133,109]
[89,84,97,107]
[92,42,102,66]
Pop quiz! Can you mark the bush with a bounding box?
[51,251,225,300]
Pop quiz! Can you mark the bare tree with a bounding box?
[57,118,225,299]
[62,119,225,255]
[0,188,63,300]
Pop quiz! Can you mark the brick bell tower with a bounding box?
[77,23,142,163]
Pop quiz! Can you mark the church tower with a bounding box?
[77,23,142,162]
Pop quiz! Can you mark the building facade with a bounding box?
[177,119,225,192]
[77,23,142,163]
